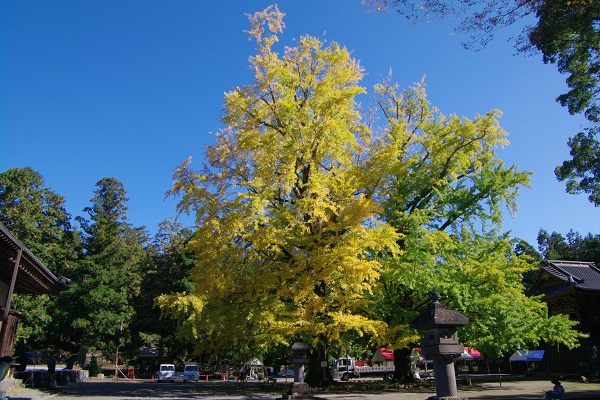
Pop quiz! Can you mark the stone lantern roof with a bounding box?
[410,291,468,330]
[290,336,311,353]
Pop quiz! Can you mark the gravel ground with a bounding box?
[4,377,600,400]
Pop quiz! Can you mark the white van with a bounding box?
[156,364,175,382]
[183,364,199,382]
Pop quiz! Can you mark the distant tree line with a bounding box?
[0,167,198,371]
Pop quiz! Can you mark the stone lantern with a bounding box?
[411,291,469,400]
[290,336,310,383]
[289,336,312,398]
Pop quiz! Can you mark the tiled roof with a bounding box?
[0,222,69,295]
[542,260,600,292]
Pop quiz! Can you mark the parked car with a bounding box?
[183,364,199,382]
[156,364,175,382]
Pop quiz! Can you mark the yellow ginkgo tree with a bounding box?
[158,5,398,384]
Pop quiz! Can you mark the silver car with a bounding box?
[156,364,175,382]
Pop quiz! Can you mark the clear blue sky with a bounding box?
[1,0,597,247]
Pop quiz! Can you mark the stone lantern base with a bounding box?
[291,382,312,398]
[281,382,313,400]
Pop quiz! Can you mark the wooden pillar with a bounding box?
[0,249,21,356]
[0,312,19,357]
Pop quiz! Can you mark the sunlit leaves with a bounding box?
[155,292,205,340]
[370,78,531,234]
[365,0,600,207]
[368,70,582,367]
[419,229,586,359]
[166,5,398,357]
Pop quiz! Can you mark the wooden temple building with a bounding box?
[528,260,600,375]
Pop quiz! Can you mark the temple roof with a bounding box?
[0,222,69,296]
[529,260,600,296]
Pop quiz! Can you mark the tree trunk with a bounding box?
[304,342,333,387]
[393,348,416,383]
[495,357,502,387]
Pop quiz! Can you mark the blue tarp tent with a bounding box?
[509,350,545,375]
[509,350,545,362]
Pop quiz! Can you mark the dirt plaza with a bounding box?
[4,377,600,400]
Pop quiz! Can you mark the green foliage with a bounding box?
[370,76,531,233]
[87,355,101,376]
[0,167,77,275]
[525,0,600,205]
[537,228,600,265]
[532,0,600,206]
[161,8,585,386]
[70,178,146,357]
[2,4,592,381]
[429,230,585,359]
[11,294,53,345]
[367,74,534,361]
[513,238,543,290]
[0,167,198,362]
[0,167,79,348]
[527,0,600,121]
[555,126,600,206]
[364,0,600,205]
[132,220,195,360]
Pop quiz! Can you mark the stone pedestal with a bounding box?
[293,363,304,383]
[432,358,458,397]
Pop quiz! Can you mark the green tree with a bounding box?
[0,167,79,348]
[0,167,76,272]
[537,228,600,265]
[431,230,583,377]
[364,76,574,381]
[70,177,146,358]
[514,237,543,290]
[364,0,600,205]
[374,229,582,381]
[159,5,398,386]
[132,220,194,363]
[555,126,600,206]
[526,0,600,122]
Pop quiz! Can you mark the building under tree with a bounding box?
[528,260,600,375]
